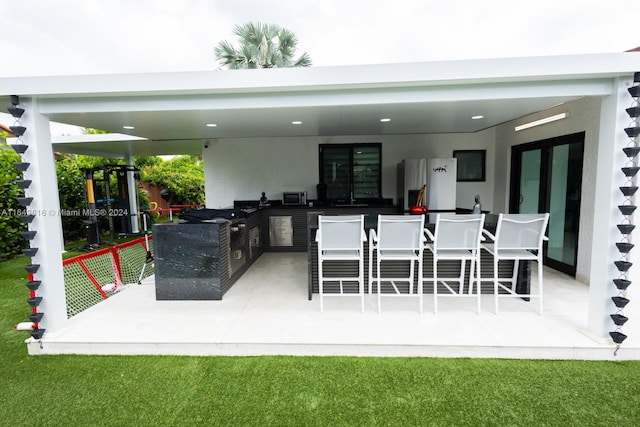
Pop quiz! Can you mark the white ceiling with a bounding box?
[46,95,581,157]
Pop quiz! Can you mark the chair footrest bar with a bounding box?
[436,293,480,298]
[378,293,422,297]
[496,294,540,298]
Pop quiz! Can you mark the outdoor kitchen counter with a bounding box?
[153,221,226,300]
[152,209,263,300]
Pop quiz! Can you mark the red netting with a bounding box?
[62,236,154,318]
[116,238,154,284]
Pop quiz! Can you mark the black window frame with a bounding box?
[319,143,382,203]
[453,149,486,182]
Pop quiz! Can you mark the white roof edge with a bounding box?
[52,134,147,143]
[2,52,639,98]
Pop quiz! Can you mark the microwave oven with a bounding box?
[282,191,307,205]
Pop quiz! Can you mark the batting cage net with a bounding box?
[62,236,153,318]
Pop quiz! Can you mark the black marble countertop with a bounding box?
[234,199,395,210]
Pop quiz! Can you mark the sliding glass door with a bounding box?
[518,149,542,214]
[510,132,585,276]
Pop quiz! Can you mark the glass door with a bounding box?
[510,132,584,276]
[546,143,583,270]
[518,149,542,214]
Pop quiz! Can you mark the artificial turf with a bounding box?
[1,256,639,426]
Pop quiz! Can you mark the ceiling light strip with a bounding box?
[514,112,568,132]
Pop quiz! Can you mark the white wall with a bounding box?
[203,132,496,211]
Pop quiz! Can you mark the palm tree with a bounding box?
[215,22,312,69]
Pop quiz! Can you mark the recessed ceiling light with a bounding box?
[123,125,135,129]
[206,123,217,127]
[380,118,391,122]
[471,115,484,120]
[292,121,302,125]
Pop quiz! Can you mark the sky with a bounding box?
[0,0,639,78]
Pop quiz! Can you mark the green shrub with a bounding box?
[0,149,26,258]
[55,154,88,242]
[141,155,205,205]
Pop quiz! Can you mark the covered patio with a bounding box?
[27,252,640,360]
[3,52,640,359]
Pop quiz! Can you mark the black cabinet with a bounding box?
[261,206,399,252]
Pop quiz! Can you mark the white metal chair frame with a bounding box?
[481,213,549,315]
[316,215,367,312]
[424,214,485,314]
[368,215,426,313]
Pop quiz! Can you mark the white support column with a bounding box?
[124,153,140,234]
[587,77,634,337]
[20,98,67,334]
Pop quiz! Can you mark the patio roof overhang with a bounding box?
[2,52,639,157]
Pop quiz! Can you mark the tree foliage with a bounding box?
[141,155,204,205]
[0,148,26,257]
[55,154,90,242]
[84,128,108,134]
[215,22,312,69]
[135,156,162,169]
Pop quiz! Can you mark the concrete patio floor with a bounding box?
[26,252,640,360]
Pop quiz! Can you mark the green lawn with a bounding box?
[1,256,639,426]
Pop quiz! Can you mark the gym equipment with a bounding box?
[81,165,139,248]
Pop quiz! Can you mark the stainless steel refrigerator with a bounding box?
[427,158,457,211]
[398,158,457,212]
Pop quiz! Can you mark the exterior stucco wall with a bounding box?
[203,131,495,211]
